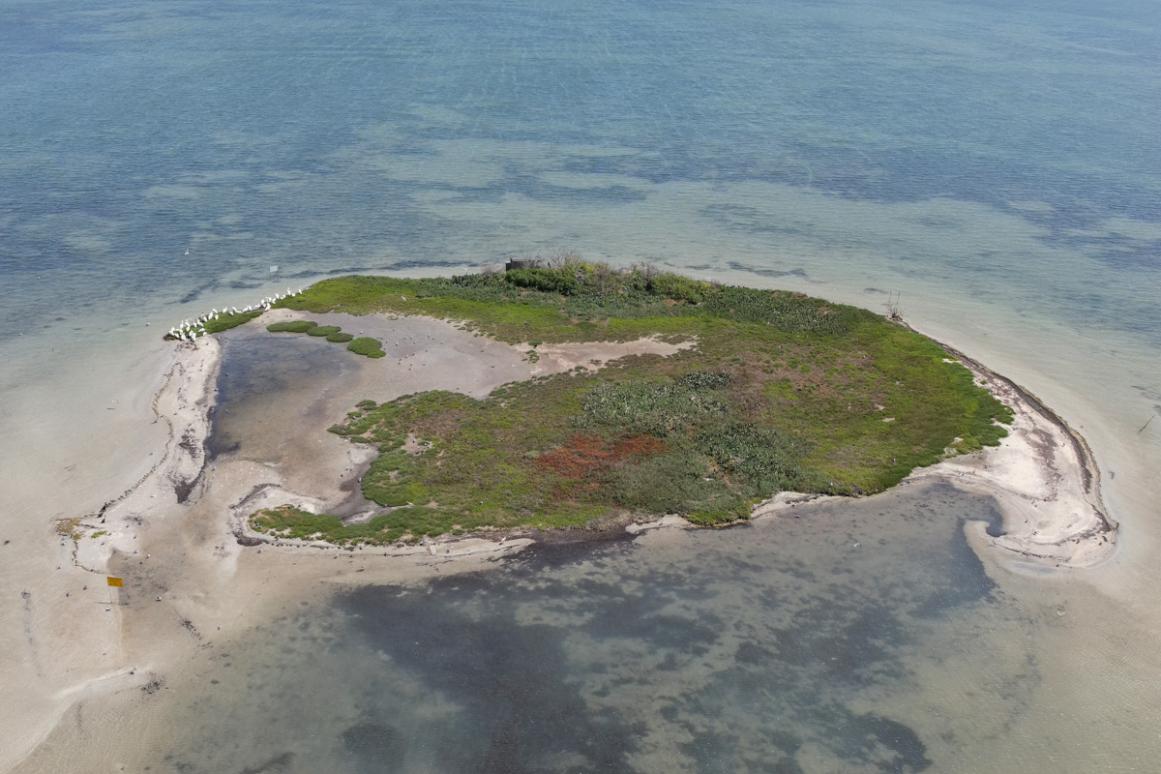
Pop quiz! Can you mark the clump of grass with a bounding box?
[264,319,360,348]
[577,379,729,436]
[347,337,386,358]
[250,504,469,545]
[55,517,84,541]
[267,320,318,333]
[203,309,263,334]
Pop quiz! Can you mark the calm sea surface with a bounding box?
[2,1,1160,772]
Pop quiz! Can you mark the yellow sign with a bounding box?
[106,576,123,588]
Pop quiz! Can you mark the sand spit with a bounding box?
[72,337,221,573]
[911,342,1117,568]
[1,340,222,773]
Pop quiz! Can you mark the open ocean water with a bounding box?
[2,1,1161,772]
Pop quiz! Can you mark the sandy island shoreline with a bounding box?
[86,310,1118,573]
[8,309,1119,772]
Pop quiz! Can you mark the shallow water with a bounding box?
[208,331,361,460]
[40,484,1027,774]
[1,0,1160,771]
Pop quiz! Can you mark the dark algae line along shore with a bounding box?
[238,260,1011,544]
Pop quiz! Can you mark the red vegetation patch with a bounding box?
[535,434,666,479]
[611,435,666,458]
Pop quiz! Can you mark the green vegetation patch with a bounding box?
[250,505,461,545]
[203,309,264,334]
[264,320,359,346]
[249,261,1013,545]
[274,260,860,343]
[166,309,264,339]
[347,337,386,358]
[267,320,318,333]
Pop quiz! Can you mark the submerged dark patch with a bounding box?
[342,722,406,773]
[344,582,642,773]
[332,484,997,772]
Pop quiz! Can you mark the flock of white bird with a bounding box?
[167,287,304,342]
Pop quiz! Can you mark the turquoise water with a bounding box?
[2,0,1159,345]
[3,1,1161,772]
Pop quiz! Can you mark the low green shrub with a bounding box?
[203,309,263,334]
[347,337,386,358]
[578,379,729,436]
[267,320,318,333]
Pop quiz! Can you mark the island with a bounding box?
[31,257,1115,772]
[208,260,1018,545]
[71,258,1114,579]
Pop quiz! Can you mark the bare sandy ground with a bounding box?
[2,307,1118,771]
